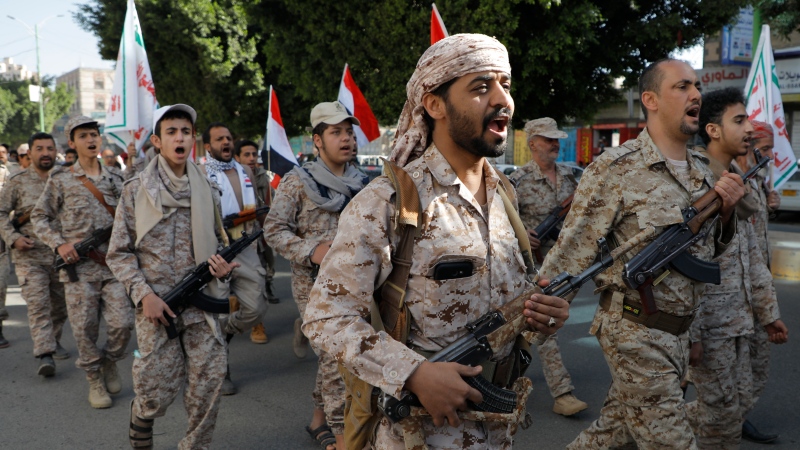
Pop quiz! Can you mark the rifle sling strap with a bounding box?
[71,166,115,217]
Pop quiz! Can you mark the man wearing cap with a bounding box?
[234,139,279,309]
[302,35,570,449]
[31,115,132,409]
[107,104,237,449]
[265,100,368,450]
[0,143,13,348]
[509,117,587,417]
[201,123,266,395]
[0,132,69,376]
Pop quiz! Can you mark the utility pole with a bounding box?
[7,15,63,132]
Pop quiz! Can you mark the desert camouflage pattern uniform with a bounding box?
[106,169,228,450]
[31,161,132,375]
[540,129,735,450]
[254,167,276,299]
[685,157,782,449]
[263,169,345,434]
[0,162,12,324]
[303,146,537,449]
[510,160,577,399]
[745,171,775,409]
[0,168,67,357]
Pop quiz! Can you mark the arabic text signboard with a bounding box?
[699,59,800,95]
[722,7,754,66]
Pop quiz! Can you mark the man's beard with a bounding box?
[211,146,232,162]
[680,120,698,136]
[447,103,510,158]
[35,159,54,170]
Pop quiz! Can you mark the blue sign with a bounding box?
[722,7,754,66]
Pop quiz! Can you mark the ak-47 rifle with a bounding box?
[378,233,649,422]
[11,210,31,231]
[221,205,270,229]
[160,230,263,339]
[53,225,113,282]
[623,149,770,315]
[532,194,574,263]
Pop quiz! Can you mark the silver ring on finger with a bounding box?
[548,316,557,327]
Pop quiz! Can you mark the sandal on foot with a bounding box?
[129,400,154,449]
[306,424,336,449]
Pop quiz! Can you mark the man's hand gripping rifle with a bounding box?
[623,149,770,315]
[161,229,263,339]
[379,233,647,423]
[532,194,573,263]
[53,226,113,282]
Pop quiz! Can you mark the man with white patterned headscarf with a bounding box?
[304,33,570,449]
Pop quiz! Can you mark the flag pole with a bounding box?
[266,85,273,199]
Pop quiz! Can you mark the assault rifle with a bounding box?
[221,205,270,229]
[378,234,647,422]
[11,210,31,231]
[532,194,574,263]
[623,149,770,315]
[53,225,113,282]
[160,230,263,339]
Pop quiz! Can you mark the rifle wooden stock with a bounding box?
[11,210,31,230]
[222,206,270,229]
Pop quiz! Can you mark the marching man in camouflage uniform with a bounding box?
[107,104,238,450]
[510,117,586,417]
[685,87,788,449]
[264,101,369,450]
[540,58,745,449]
[303,34,570,449]
[0,132,69,376]
[0,143,14,348]
[734,120,788,443]
[32,116,132,409]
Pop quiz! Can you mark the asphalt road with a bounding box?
[1,243,798,449]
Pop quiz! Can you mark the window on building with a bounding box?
[94,74,104,90]
[95,95,105,111]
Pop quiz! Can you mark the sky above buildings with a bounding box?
[0,0,114,79]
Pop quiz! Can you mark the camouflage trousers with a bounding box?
[568,308,697,450]
[293,271,345,435]
[17,263,67,357]
[132,307,226,450]
[221,245,266,334]
[0,251,9,321]
[64,279,133,373]
[747,325,770,412]
[373,410,515,449]
[536,334,575,398]
[685,336,752,449]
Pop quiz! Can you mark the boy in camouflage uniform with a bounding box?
[31,116,133,409]
[510,117,586,417]
[685,87,787,449]
[540,59,745,449]
[0,144,13,348]
[0,132,69,376]
[265,101,369,450]
[107,104,237,450]
[303,34,570,449]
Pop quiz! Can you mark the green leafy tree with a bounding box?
[77,0,748,137]
[755,1,800,37]
[0,78,74,147]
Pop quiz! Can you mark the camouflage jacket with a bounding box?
[510,160,577,257]
[540,128,735,317]
[0,168,59,265]
[31,160,124,282]
[302,145,534,400]
[263,169,340,278]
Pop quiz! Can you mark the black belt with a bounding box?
[599,292,694,336]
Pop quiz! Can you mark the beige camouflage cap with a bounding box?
[65,115,98,141]
[310,101,360,128]
[524,117,567,140]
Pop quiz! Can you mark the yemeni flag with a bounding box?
[745,24,798,189]
[264,86,298,189]
[105,0,158,157]
[337,64,380,148]
[431,3,449,45]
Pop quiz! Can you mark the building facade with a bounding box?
[0,57,36,82]
[54,67,114,148]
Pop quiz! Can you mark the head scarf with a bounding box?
[389,33,511,167]
[750,120,774,142]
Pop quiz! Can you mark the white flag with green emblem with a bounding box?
[745,24,797,189]
[105,0,158,157]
